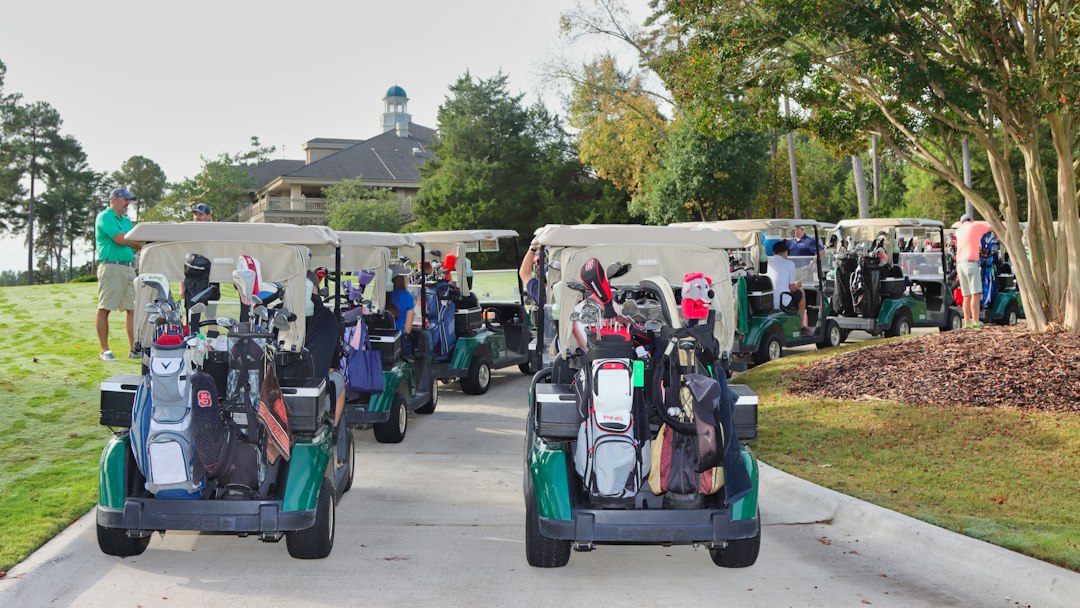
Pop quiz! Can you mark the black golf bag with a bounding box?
[183,253,219,328]
[832,254,858,316]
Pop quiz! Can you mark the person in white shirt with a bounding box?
[766,239,811,336]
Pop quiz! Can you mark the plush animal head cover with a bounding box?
[681,272,714,320]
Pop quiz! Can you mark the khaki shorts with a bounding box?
[97,263,136,311]
[957,261,982,297]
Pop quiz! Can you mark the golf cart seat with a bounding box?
[744,274,774,315]
[778,291,799,315]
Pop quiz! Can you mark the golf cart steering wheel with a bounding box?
[484,307,504,332]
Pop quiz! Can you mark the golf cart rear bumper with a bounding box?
[538,508,759,546]
[96,499,315,533]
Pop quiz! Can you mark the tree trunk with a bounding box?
[1047,113,1080,331]
[871,134,880,207]
[784,97,801,219]
[852,155,869,218]
[962,137,973,217]
[26,166,36,285]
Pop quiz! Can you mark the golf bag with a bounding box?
[832,254,858,316]
[183,253,219,328]
[427,280,457,360]
[190,370,262,499]
[130,344,204,498]
[573,342,650,505]
[980,232,1000,309]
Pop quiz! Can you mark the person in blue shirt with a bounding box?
[788,225,824,258]
[387,264,415,334]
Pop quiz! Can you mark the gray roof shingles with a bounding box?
[283,123,436,183]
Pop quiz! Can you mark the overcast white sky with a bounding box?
[0,0,650,272]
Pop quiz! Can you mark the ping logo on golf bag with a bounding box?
[574,357,649,502]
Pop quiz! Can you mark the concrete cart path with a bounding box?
[2,369,1076,608]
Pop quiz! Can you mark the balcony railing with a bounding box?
[236,197,328,222]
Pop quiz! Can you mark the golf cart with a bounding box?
[407,230,531,394]
[685,219,842,365]
[97,222,350,559]
[524,224,760,568]
[525,224,743,373]
[948,220,1024,326]
[828,218,963,337]
[332,231,436,443]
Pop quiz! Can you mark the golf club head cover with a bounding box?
[681,272,714,320]
[235,255,262,296]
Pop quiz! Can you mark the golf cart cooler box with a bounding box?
[880,274,906,297]
[534,383,581,439]
[369,329,402,368]
[100,374,144,427]
[744,275,774,315]
[280,377,330,435]
[730,384,758,440]
[455,307,483,335]
[998,272,1016,291]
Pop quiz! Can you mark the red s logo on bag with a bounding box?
[197,390,212,407]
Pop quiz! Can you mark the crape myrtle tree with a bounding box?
[647,0,1080,333]
[324,179,403,233]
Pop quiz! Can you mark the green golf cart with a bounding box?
[408,230,531,394]
[97,222,350,559]
[524,224,759,568]
[334,231,436,443]
[686,219,843,366]
[829,218,963,337]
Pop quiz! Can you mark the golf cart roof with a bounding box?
[409,229,519,242]
[685,218,829,231]
[533,224,744,250]
[336,231,422,247]
[834,218,945,230]
[127,222,340,246]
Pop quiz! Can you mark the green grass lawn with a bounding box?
[469,269,521,302]
[740,341,1080,571]
[0,283,137,574]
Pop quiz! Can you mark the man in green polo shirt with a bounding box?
[95,186,142,361]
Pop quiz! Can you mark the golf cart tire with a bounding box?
[709,528,760,568]
[461,355,492,395]
[943,310,963,332]
[525,491,571,568]
[373,393,407,443]
[286,477,335,559]
[886,311,912,337]
[518,361,532,375]
[415,376,438,415]
[96,523,150,557]
[342,430,356,493]
[839,329,852,343]
[816,320,842,350]
[1000,303,1019,326]
[752,332,782,365]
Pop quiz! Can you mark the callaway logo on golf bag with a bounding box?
[130,346,204,499]
[573,357,650,504]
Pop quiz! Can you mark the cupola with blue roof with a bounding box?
[382,85,412,135]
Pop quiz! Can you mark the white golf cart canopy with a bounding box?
[129,222,341,351]
[832,218,945,241]
[532,224,740,356]
[406,229,520,297]
[333,232,423,309]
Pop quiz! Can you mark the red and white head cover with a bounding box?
[236,254,261,296]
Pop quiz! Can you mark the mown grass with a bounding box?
[0,283,139,574]
[740,340,1080,571]
[469,269,521,302]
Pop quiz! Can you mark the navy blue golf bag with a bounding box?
[427,280,457,361]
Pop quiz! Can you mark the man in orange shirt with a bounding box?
[955,213,991,328]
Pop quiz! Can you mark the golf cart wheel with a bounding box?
[286,477,335,559]
[886,311,912,337]
[96,523,150,557]
[752,332,782,365]
[1000,303,1019,326]
[709,528,761,568]
[341,430,356,493]
[525,488,571,568]
[816,321,842,350]
[943,310,963,332]
[415,375,439,415]
[839,329,852,343]
[461,355,491,395]
[518,360,532,375]
[373,393,407,443]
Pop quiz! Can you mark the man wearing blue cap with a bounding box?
[95,186,142,361]
[191,203,212,221]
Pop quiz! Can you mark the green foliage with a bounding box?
[70,274,97,283]
[112,156,167,220]
[633,120,769,223]
[324,179,403,232]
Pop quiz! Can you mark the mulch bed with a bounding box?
[789,325,1080,412]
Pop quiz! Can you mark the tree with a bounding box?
[0,60,24,208]
[324,180,403,232]
[413,72,547,240]
[634,120,769,223]
[112,156,166,220]
[35,137,96,282]
[648,0,1080,332]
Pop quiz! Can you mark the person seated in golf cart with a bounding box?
[766,240,811,336]
[385,264,416,358]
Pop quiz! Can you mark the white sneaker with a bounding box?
[99,350,117,362]
[128,350,140,359]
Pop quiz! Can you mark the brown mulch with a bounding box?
[789,325,1080,412]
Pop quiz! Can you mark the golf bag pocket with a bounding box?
[590,359,634,432]
[146,432,202,498]
[648,423,723,497]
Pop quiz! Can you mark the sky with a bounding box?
[0,0,651,272]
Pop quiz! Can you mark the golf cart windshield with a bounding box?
[408,229,521,302]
